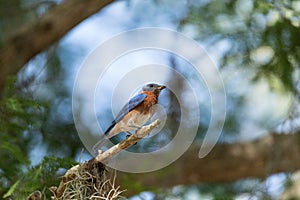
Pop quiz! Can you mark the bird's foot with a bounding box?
[126,132,137,145]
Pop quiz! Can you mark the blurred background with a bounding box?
[0,0,300,199]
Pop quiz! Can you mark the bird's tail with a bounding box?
[93,136,109,153]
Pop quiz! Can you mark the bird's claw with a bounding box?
[126,132,137,145]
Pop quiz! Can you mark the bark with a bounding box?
[118,132,300,196]
[0,0,115,98]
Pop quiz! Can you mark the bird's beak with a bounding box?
[157,85,166,90]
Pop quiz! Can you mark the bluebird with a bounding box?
[93,83,166,152]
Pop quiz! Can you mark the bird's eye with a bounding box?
[149,84,154,87]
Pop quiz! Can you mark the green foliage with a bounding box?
[0,77,43,196]
[3,180,21,199]
[0,11,82,195]
[0,77,77,199]
[186,0,300,93]
[5,156,77,199]
[122,175,149,195]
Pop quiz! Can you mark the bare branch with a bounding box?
[95,119,161,163]
[0,0,115,97]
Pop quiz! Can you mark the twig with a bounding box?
[95,119,161,163]
[51,119,160,198]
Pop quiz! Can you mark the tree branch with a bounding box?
[118,132,300,196]
[52,120,160,198]
[0,0,115,97]
[96,119,161,163]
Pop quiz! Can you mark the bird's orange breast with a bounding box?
[140,91,158,109]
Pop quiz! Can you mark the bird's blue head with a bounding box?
[142,83,166,93]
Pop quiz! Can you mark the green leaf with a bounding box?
[0,142,30,165]
[33,166,42,181]
[6,98,23,113]
[3,179,21,198]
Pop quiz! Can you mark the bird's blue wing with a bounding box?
[104,93,147,135]
[114,93,147,123]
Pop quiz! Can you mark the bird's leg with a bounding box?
[128,124,142,129]
[128,124,144,141]
[126,120,142,144]
[127,120,142,130]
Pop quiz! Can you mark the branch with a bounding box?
[118,132,300,196]
[96,119,161,163]
[52,120,160,198]
[0,0,115,97]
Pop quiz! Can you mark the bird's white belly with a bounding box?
[109,112,152,137]
[132,113,151,127]
[126,112,151,130]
